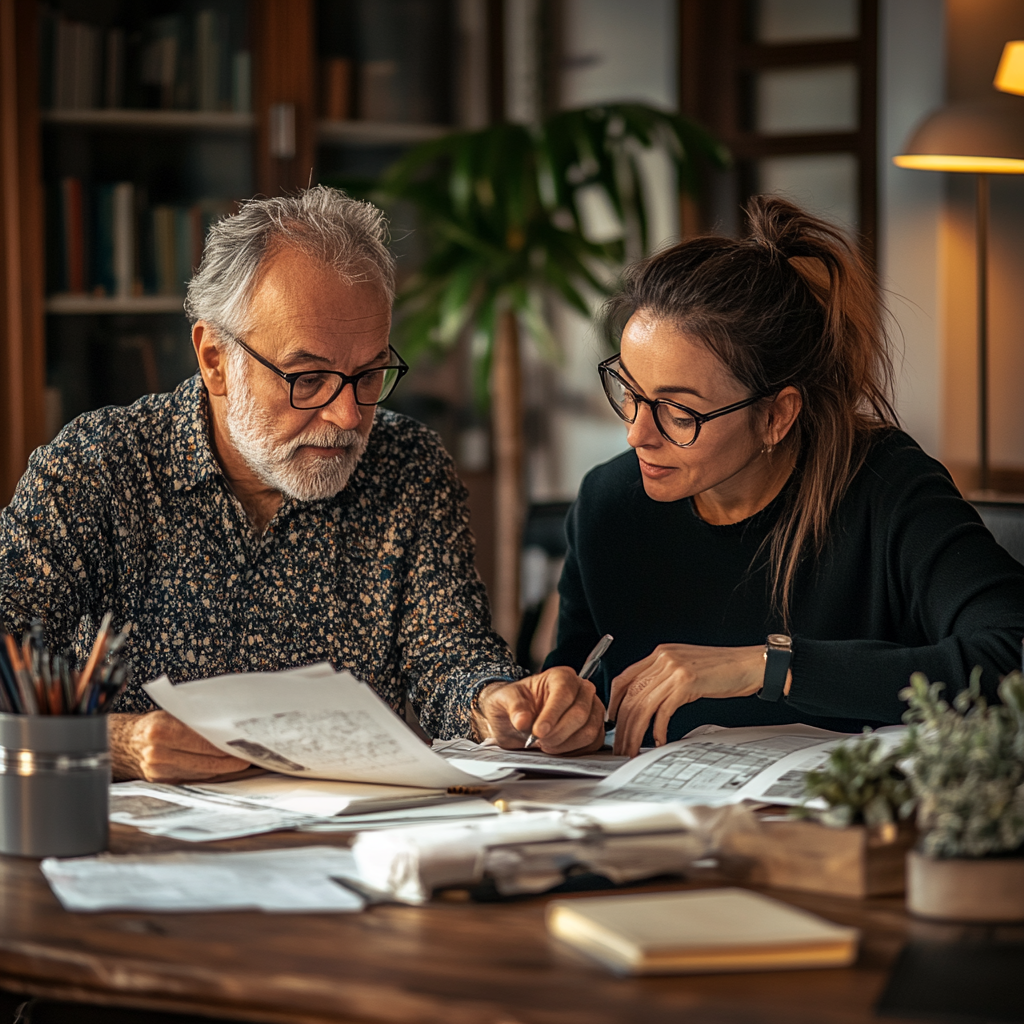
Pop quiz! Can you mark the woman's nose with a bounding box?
[626,401,662,448]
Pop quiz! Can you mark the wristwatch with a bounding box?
[757,634,792,702]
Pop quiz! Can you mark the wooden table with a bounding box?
[0,823,925,1024]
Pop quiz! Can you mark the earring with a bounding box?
[762,441,775,457]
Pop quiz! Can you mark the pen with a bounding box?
[524,634,614,750]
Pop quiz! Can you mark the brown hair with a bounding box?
[602,195,899,621]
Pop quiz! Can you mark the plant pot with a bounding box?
[906,849,1024,922]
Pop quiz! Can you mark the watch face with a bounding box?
[767,634,792,650]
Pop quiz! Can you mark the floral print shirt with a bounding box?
[0,374,521,737]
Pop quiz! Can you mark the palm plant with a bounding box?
[374,104,728,642]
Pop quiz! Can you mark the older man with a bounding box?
[0,187,603,781]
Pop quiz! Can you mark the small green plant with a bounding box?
[900,668,1024,859]
[794,730,914,830]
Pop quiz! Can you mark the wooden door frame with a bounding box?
[0,0,46,506]
[678,0,878,260]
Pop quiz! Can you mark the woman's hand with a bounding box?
[608,644,774,756]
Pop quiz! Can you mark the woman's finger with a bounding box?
[613,674,668,756]
[608,650,656,720]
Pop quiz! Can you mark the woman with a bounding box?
[544,196,1024,757]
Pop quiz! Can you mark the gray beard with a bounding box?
[224,367,369,502]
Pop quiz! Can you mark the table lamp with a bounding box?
[893,94,1024,494]
[994,41,1024,96]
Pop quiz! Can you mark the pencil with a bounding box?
[4,634,38,714]
[75,611,113,703]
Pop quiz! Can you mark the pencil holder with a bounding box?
[0,713,109,857]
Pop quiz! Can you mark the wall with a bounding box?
[942,0,1024,491]
[877,0,945,457]
[540,0,678,500]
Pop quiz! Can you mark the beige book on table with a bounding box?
[546,887,859,975]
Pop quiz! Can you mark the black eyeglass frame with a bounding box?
[598,354,773,448]
[228,334,409,410]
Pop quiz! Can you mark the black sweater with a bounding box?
[544,428,1024,740]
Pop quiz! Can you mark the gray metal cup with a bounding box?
[0,713,109,857]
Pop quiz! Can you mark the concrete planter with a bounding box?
[907,849,1024,921]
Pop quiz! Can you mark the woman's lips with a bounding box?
[637,456,675,479]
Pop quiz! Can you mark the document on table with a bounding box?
[144,664,515,788]
[297,797,500,832]
[591,724,907,807]
[109,781,316,841]
[432,738,628,778]
[41,846,369,913]
[188,774,450,816]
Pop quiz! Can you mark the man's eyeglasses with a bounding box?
[598,355,770,448]
[229,335,409,411]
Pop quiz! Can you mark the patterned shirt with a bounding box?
[0,374,521,737]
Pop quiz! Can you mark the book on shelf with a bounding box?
[316,0,453,125]
[321,57,353,120]
[49,178,231,301]
[39,5,251,113]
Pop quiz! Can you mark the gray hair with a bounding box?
[184,185,395,339]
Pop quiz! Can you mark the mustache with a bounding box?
[280,425,364,460]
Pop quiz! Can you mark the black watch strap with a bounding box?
[758,634,792,702]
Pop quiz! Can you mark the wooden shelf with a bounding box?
[41,109,255,132]
[317,119,452,146]
[46,295,185,315]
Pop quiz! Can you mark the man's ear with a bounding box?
[193,322,228,397]
[765,386,802,447]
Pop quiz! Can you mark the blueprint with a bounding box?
[144,665,515,788]
[591,724,907,807]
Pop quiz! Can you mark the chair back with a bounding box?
[972,500,1024,565]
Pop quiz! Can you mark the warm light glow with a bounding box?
[893,153,1024,173]
[994,41,1024,96]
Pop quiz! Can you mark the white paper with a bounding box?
[109,781,315,841]
[41,846,367,913]
[297,797,501,832]
[144,665,515,788]
[432,738,628,778]
[592,724,908,807]
[187,774,448,817]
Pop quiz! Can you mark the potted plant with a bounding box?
[900,668,1024,921]
[371,105,728,642]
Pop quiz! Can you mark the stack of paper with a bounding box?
[41,846,370,913]
[109,781,314,842]
[432,738,627,778]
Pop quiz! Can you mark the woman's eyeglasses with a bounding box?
[598,355,770,448]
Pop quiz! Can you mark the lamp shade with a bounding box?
[893,97,1024,174]
[995,41,1024,96]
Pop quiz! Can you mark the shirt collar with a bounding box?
[168,374,223,491]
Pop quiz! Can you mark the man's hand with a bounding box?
[109,711,251,782]
[473,667,605,755]
[608,644,771,757]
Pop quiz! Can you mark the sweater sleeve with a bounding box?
[0,437,114,652]
[394,434,524,739]
[787,450,1024,723]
